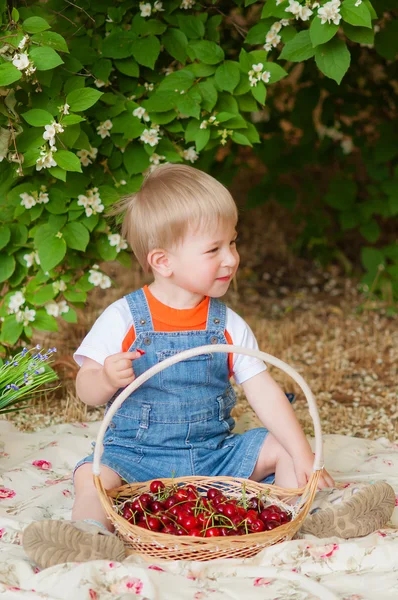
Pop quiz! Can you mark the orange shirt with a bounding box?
[122,285,234,377]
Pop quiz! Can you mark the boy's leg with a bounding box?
[248,432,299,488]
[23,463,126,568]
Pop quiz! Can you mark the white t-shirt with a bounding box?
[74,289,266,385]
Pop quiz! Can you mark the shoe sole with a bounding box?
[23,520,126,569]
[300,481,396,539]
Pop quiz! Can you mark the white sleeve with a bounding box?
[226,308,267,385]
[73,298,133,367]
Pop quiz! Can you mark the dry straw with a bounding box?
[93,344,323,561]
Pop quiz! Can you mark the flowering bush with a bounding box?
[0,0,396,349]
[0,345,58,414]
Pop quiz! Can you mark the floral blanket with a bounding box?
[0,418,397,600]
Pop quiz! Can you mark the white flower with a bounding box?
[53,279,67,293]
[265,31,281,47]
[108,233,128,253]
[180,0,195,8]
[61,103,70,115]
[78,188,104,217]
[264,43,272,51]
[280,19,290,26]
[299,5,313,20]
[94,79,106,88]
[154,1,164,10]
[200,120,208,129]
[20,192,36,209]
[182,147,198,163]
[140,2,152,17]
[140,128,161,147]
[45,301,60,317]
[276,0,284,4]
[89,147,98,159]
[77,149,92,167]
[97,120,113,138]
[318,0,342,25]
[100,274,111,289]
[144,82,154,91]
[285,0,301,17]
[23,252,34,267]
[252,63,263,72]
[38,190,49,204]
[12,53,29,70]
[341,138,354,154]
[36,149,57,171]
[58,300,69,314]
[8,291,25,314]
[88,270,111,289]
[18,35,29,49]
[312,2,320,7]
[133,106,146,119]
[261,71,271,83]
[355,0,362,5]
[149,153,166,165]
[15,307,36,326]
[271,22,282,33]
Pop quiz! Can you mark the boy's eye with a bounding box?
[208,247,218,253]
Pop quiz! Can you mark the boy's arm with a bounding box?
[76,351,142,406]
[241,370,334,487]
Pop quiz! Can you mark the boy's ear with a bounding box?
[147,248,173,278]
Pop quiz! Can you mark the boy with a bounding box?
[23,164,394,568]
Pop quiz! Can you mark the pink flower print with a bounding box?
[108,562,117,568]
[194,593,205,600]
[32,460,52,470]
[148,565,165,571]
[377,531,387,537]
[0,487,15,499]
[254,578,271,586]
[0,452,9,457]
[0,528,4,539]
[395,496,398,507]
[73,422,88,428]
[308,543,339,560]
[110,577,143,594]
[62,489,72,498]
[7,588,21,592]
[383,460,393,467]
[33,567,41,574]
[126,578,143,593]
[89,590,98,600]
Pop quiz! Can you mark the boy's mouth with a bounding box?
[216,275,232,281]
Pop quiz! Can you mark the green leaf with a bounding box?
[62,222,90,251]
[261,0,289,18]
[341,0,372,28]
[31,31,69,53]
[176,93,200,119]
[102,31,135,59]
[48,166,67,181]
[0,225,11,250]
[35,225,67,271]
[31,284,56,305]
[177,15,205,39]
[158,69,195,93]
[66,88,103,112]
[21,108,53,127]
[0,63,22,86]
[0,316,23,346]
[162,29,188,63]
[310,18,339,47]
[189,41,224,65]
[96,236,118,261]
[360,219,380,242]
[34,310,58,332]
[62,114,85,126]
[131,35,161,69]
[361,246,385,274]
[0,254,15,282]
[55,150,82,172]
[231,131,252,146]
[315,38,351,84]
[215,61,241,92]
[197,81,218,112]
[64,290,87,303]
[22,16,51,33]
[61,307,77,323]
[114,59,139,77]
[279,30,315,62]
[342,22,374,44]
[112,114,145,139]
[264,62,288,83]
[245,20,273,45]
[194,128,210,152]
[29,46,64,70]
[324,178,357,210]
[251,81,267,105]
[123,144,150,175]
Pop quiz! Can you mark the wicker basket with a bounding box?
[93,344,324,561]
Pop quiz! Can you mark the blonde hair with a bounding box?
[112,163,238,273]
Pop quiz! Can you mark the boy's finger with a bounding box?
[117,351,145,360]
[117,367,135,377]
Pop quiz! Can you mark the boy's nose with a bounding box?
[223,248,239,268]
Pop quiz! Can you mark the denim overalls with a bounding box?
[75,288,274,483]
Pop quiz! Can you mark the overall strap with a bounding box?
[206,298,227,332]
[124,288,154,334]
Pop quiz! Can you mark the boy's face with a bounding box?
[167,220,239,298]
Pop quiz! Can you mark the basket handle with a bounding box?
[92,344,324,476]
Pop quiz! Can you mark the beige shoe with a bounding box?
[23,520,126,569]
[300,481,395,539]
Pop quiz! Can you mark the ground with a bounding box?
[6,196,397,441]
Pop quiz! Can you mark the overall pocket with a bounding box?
[104,402,150,446]
[156,349,212,393]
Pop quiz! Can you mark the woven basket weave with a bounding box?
[93,344,324,561]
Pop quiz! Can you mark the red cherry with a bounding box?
[163,525,178,535]
[150,480,165,494]
[189,528,202,537]
[136,521,149,529]
[139,493,152,508]
[265,521,279,530]
[245,510,259,524]
[219,527,230,536]
[181,515,199,531]
[250,519,266,533]
[207,488,221,500]
[212,494,226,507]
[160,515,174,526]
[175,488,189,501]
[205,527,221,537]
[164,495,178,509]
[122,506,134,520]
[223,503,238,518]
[267,512,282,522]
[147,516,162,531]
[268,504,282,513]
[236,506,247,517]
[279,511,291,523]
[175,527,186,536]
[259,509,274,522]
[150,500,165,513]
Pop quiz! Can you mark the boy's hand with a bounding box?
[293,451,335,490]
[103,351,143,389]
